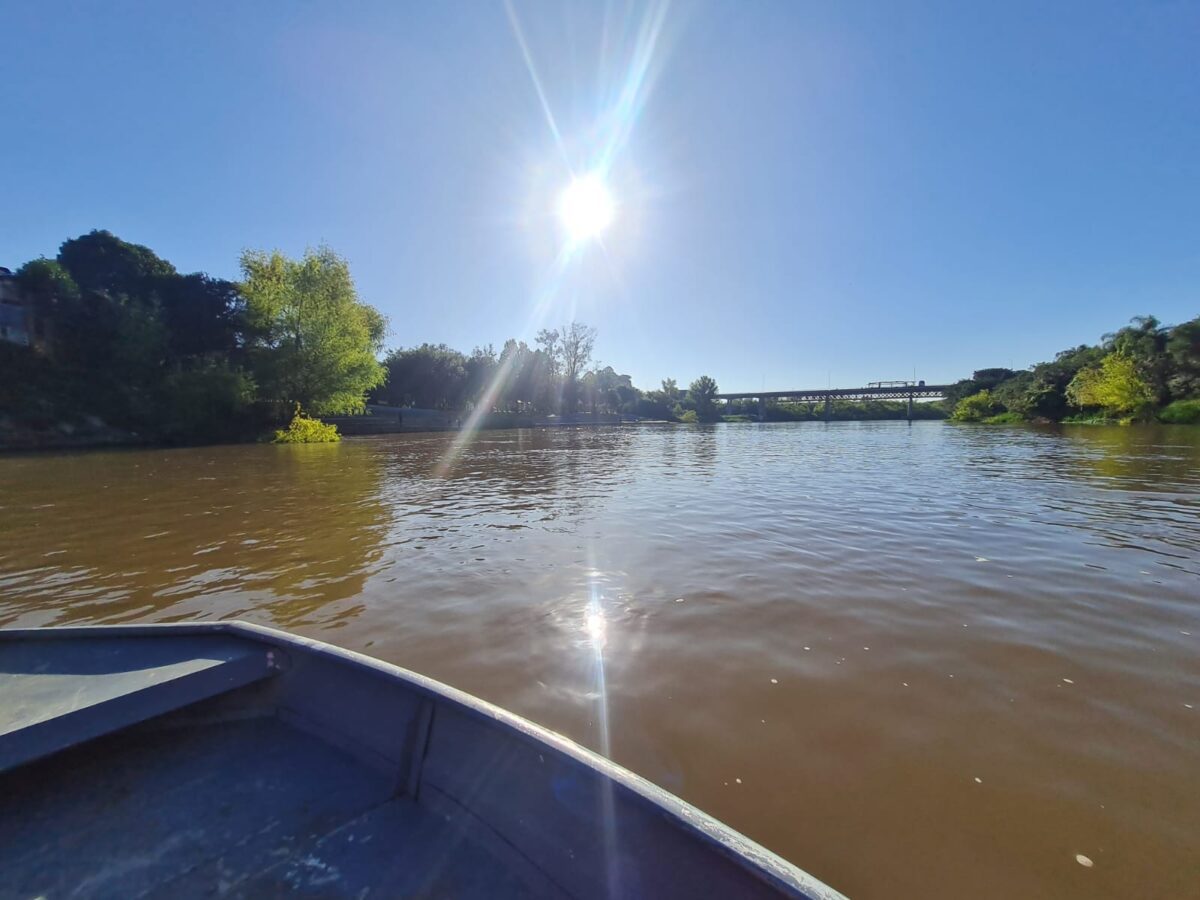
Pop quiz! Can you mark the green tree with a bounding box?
[463,345,498,407]
[989,371,1036,419]
[1022,345,1106,420]
[240,247,386,416]
[533,322,596,413]
[495,339,538,412]
[943,368,1017,406]
[1103,315,1169,404]
[1166,317,1200,400]
[158,274,244,358]
[57,229,177,299]
[15,258,80,304]
[950,390,997,422]
[581,366,631,414]
[377,343,468,409]
[558,322,596,412]
[1066,352,1154,418]
[14,259,79,348]
[161,360,257,443]
[688,375,720,421]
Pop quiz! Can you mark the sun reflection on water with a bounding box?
[585,608,608,649]
[583,561,620,897]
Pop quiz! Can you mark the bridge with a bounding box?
[715,381,952,422]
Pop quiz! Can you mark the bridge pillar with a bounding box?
[907,393,913,424]
[758,396,765,422]
[824,395,831,422]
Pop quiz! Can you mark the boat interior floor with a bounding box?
[0,714,561,899]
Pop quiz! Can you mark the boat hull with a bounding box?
[0,621,844,899]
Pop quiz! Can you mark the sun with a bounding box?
[558,173,614,242]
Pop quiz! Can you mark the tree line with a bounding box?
[373,329,724,423]
[4,230,385,443]
[947,315,1200,425]
[5,230,1196,446]
[1,230,729,445]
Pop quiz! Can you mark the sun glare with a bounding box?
[558,174,615,242]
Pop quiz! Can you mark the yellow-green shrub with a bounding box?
[273,408,340,443]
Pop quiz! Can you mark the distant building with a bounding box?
[0,266,54,352]
[0,267,32,346]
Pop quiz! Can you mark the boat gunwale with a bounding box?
[0,619,847,900]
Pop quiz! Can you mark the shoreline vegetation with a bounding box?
[945,315,1200,426]
[2,230,1197,450]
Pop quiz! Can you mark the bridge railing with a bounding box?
[715,384,951,402]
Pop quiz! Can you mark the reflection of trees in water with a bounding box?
[0,442,388,628]
[950,424,1200,494]
[689,425,718,475]
[1056,424,1200,492]
[948,424,1200,563]
[251,444,389,626]
[2,425,724,630]
[1049,426,1200,564]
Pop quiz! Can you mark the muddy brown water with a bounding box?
[2,422,1198,899]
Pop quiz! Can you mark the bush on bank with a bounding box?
[273,408,340,443]
[1159,399,1200,424]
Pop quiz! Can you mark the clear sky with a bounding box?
[3,1,1197,391]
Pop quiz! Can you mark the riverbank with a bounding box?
[0,409,651,452]
[0,414,147,452]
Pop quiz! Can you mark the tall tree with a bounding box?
[158,274,244,358]
[377,344,467,409]
[495,339,528,411]
[463,345,498,407]
[558,322,596,412]
[240,247,386,416]
[532,322,596,412]
[1166,317,1200,400]
[688,374,720,421]
[1066,352,1154,418]
[1104,315,1169,403]
[15,258,79,304]
[57,230,176,300]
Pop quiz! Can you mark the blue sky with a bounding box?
[3,1,1197,391]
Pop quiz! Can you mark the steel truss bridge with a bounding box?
[715,382,951,421]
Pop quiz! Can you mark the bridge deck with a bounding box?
[716,385,951,402]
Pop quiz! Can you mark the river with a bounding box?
[1,422,1197,899]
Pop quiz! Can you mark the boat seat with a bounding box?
[0,633,277,773]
